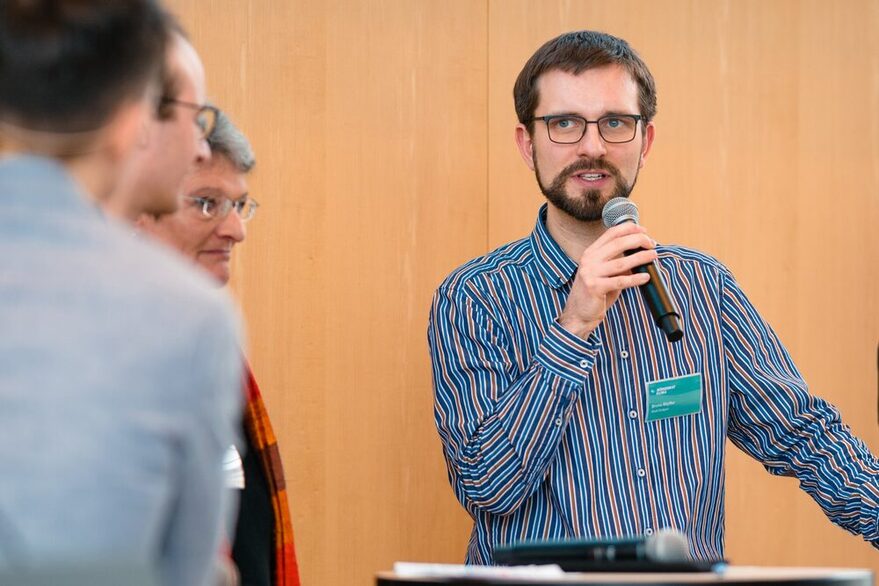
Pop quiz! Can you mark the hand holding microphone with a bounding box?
[602,197,683,342]
[557,212,659,340]
[558,197,683,343]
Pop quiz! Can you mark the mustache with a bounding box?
[560,158,622,179]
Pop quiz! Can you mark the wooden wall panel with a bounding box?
[489,0,879,570]
[169,3,335,582]
[168,1,878,583]
[318,2,485,582]
[168,1,484,584]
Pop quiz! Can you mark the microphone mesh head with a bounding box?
[645,529,691,562]
[602,197,639,227]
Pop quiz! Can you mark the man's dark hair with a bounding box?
[0,0,170,133]
[514,30,657,133]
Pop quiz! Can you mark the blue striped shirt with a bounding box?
[428,205,879,564]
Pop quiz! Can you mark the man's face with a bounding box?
[515,65,655,222]
[137,155,248,285]
[131,34,211,216]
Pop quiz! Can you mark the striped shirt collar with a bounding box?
[529,204,577,290]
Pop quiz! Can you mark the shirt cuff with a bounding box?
[535,319,600,384]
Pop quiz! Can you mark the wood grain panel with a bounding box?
[168,1,485,584]
[168,3,334,582]
[488,0,879,570]
[318,2,485,583]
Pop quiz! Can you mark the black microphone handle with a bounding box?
[624,249,683,343]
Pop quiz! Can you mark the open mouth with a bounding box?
[574,172,609,182]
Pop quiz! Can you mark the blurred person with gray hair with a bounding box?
[138,110,302,586]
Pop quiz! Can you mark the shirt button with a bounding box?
[555,417,563,426]
[645,527,654,536]
[628,410,638,419]
[620,350,629,359]
[579,359,589,368]
[637,468,646,477]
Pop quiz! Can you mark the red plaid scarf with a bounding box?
[243,364,301,586]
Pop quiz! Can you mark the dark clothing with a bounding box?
[232,423,276,586]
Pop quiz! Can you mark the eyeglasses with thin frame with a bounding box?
[526,114,643,144]
[185,195,260,223]
[159,97,219,139]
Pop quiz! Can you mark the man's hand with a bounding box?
[558,222,657,339]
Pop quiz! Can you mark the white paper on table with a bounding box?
[393,561,565,580]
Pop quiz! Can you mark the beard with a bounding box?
[534,156,639,222]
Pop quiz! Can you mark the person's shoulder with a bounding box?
[100,223,244,408]
[657,243,733,276]
[435,236,532,295]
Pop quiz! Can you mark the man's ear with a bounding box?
[514,123,536,171]
[638,120,656,169]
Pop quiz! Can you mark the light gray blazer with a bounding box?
[0,156,244,586]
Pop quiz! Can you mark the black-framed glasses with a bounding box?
[527,114,643,144]
[185,195,260,223]
[159,97,219,139]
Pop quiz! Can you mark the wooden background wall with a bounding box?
[168,1,879,584]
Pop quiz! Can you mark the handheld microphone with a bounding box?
[602,197,683,343]
[494,529,694,571]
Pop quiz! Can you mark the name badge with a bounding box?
[646,373,702,422]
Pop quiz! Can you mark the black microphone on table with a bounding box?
[570,529,691,563]
[602,197,683,343]
[494,529,695,571]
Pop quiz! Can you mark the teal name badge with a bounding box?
[646,373,702,422]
